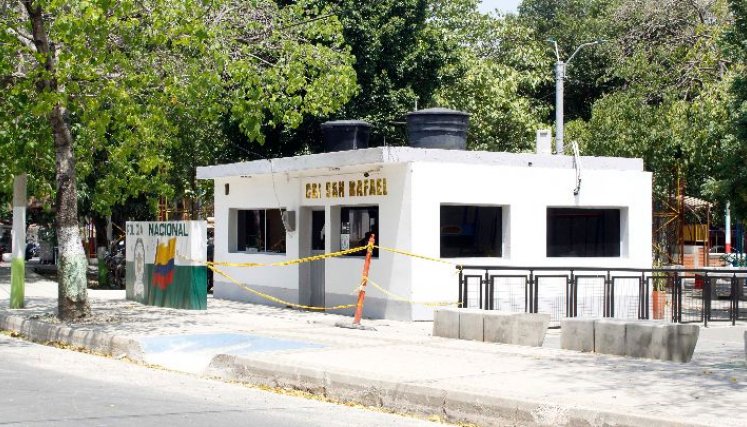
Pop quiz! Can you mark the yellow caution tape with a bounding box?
[209,246,369,268]
[375,245,455,266]
[209,264,358,311]
[176,246,368,268]
[367,278,460,307]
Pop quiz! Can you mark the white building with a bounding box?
[197,145,652,321]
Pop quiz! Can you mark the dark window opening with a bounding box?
[236,209,286,253]
[311,210,325,251]
[547,208,620,257]
[341,206,378,257]
[440,205,502,258]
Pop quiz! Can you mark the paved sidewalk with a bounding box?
[1,265,746,426]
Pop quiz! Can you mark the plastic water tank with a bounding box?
[406,108,469,150]
[320,120,372,152]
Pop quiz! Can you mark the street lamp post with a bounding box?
[548,39,604,155]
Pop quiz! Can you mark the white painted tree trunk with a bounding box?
[10,174,26,308]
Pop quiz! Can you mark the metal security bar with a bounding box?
[457,265,747,326]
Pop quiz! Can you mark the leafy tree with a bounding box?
[433,1,551,151]
[567,0,734,200]
[720,0,747,218]
[270,0,459,148]
[0,0,356,319]
[519,0,621,122]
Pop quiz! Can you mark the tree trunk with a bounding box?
[23,0,90,320]
[51,104,90,320]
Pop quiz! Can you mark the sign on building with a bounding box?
[125,221,207,310]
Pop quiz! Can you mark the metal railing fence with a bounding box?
[457,265,747,326]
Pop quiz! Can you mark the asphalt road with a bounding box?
[0,334,439,427]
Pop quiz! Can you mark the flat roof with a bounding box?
[196,146,644,180]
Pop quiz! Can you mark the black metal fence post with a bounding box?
[484,270,491,310]
[455,265,744,326]
[458,267,464,308]
[731,274,737,326]
[702,271,711,327]
[532,270,538,314]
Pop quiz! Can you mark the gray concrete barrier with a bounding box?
[560,318,595,352]
[595,319,628,356]
[458,309,485,342]
[433,308,548,347]
[483,312,550,346]
[432,307,460,339]
[560,318,699,363]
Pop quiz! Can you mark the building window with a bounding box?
[236,209,286,253]
[547,208,620,257]
[440,205,502,258]
[340,206,378,257]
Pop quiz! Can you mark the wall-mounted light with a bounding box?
[224,183,230,195]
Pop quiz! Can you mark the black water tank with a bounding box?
[321,120,372,152]
[406,108,469,150]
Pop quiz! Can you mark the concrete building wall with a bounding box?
[212,173,302,305]
[207,149,652,321]
[409,161,652,320]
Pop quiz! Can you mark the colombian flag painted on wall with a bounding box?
[152,238,177,289]
[125,221,208,310]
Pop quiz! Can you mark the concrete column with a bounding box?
[10,174,26,308]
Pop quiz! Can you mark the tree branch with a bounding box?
[5,27,37,52]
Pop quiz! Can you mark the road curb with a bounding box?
[0,312,144,362]
[206,354,706,427]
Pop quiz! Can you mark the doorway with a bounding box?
[310,209,326,308]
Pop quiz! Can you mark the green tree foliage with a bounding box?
[0,0,356,318]
[433,1,551,151]
[270,0,459,147]
[565,0,734,199]
[519,0,620,121]
[719,0,747,216]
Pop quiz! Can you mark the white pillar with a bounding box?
[12,175,26,259]
[725,201,732,253]
[10,174,26,308]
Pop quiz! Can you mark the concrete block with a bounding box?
[511,313,550,347]
[482,312,549,347]
[624,321,656,358]
[561,318,596,352]
[594,319,627,356]
[651,324,699,363]
[458,309,484,341]
[482,311,515,344]
[432,308,460,339]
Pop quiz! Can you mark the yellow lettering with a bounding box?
[376,179,382,195]
[306,183,312,199]
[382,178,388,195]
[357,180,363,196]
[325,182,331,198]
[339,181,345,197]
[363,179,370,196]
[349,181,356,197]
[369,179,376,196]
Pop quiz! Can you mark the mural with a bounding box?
[125,221,207,310]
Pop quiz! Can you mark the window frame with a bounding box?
[439,204,504,259]
[339,205,379,258]
[546,207,622,258]
[230,208,287,254]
